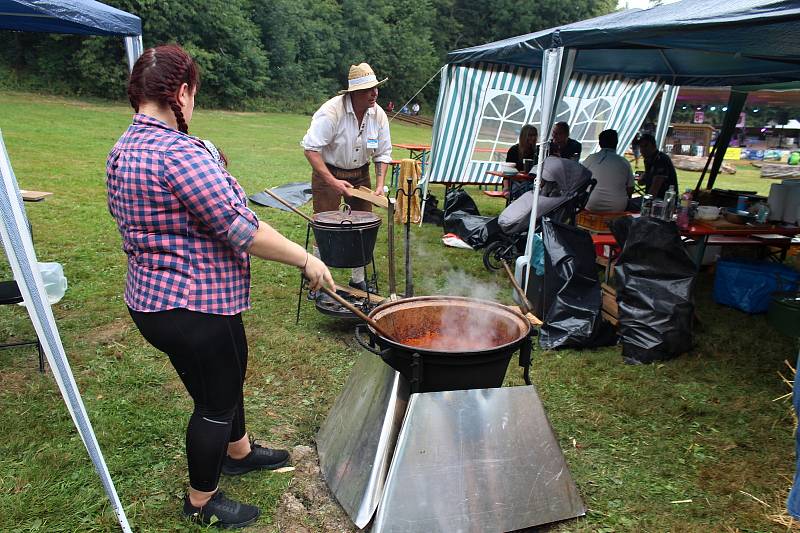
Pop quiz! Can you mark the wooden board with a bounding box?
[334,283,387,304]
[19,189,53,202]
[602,288,618,319]
[601,310,619,326]
[348,186,389,209]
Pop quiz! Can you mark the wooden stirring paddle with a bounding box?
[317,286,396,342]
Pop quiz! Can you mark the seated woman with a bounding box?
[504,125,538,201]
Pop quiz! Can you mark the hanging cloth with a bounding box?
[395,158,421,224]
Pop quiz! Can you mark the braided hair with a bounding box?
[127,44,199,134]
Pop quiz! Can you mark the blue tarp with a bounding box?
[0,0,140,36]
[447,0,800,87]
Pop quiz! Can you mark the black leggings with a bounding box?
[129,307,248,492]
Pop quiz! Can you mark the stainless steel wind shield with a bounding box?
[316,351,410,528]
[372,385,585,532]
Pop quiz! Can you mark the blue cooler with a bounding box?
[713,259,800,314]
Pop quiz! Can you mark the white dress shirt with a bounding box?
[583,148,634,212]
[301,94,392,170]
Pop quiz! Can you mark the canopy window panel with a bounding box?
[471,90,535,162]
[428,63,661,185]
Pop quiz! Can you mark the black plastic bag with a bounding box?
[249,182,312,210]
[539,218,617,349]
[610,216,696,363]
[423,194,444,225]
[443,212,498,249]
[444,189,480,217]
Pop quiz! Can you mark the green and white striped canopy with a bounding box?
[426,63,663,185]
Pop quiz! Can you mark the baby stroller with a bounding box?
[482,157,596,271]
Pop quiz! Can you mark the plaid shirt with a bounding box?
[107,114,259,315]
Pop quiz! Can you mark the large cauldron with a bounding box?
[312,209,381,268]
[356,296,533,393]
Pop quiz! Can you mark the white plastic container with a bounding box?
[38,262,67,304]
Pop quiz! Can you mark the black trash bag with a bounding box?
[539,218,617,350]
[423,194,444,226]
[610,216,696,364]
[444,189,480,217]
[249,182,312,210]
[443,212,499,249]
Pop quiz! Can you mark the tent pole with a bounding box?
[706,90,748,190]
[694,144,717,193]
[0,131,132,532]
[521,44,575,294]
[124,35,143,73]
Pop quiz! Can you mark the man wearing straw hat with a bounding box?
[301,62,392,291]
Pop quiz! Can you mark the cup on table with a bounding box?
[523,159,534,173]
[651,200,666,220]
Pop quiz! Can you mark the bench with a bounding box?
[482,190,507,198]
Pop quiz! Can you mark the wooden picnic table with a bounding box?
[393,144,431,186]
[485,170,535,182]
[591,217,800,268]
[393,143,430,159]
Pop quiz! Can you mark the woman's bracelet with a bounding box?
[299,252,309,271]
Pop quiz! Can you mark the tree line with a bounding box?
[0,0,615,112]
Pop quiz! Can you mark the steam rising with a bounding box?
[436,270,501,302]
[403,270,511,351]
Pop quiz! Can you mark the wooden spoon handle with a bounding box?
[318,286,395,341]
[502,260,532,315]
[263,189,314,223]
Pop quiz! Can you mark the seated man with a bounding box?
[552,121,582,161]
[498,143,592,235]
[583,129,634,212]
[639,133,678,199]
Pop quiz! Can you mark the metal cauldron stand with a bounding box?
[295,220,380,324]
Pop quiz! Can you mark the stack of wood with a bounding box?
[601,283,618,326]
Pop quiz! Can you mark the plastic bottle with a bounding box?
[663,185,677,221]
[756,202,770,224]
[640,194,653,217]
[677,188,692,229]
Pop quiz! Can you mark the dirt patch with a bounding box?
[89,319,131,346]
[274,445,361,533]
[268,424,299,443]
[0,369,31,395]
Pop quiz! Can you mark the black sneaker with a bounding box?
[182,491,260,529]
[222,441,290,476]
[348,279,368,292]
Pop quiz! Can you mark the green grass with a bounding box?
[0,90,798,531]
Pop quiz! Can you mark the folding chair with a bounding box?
[0,279,44,372]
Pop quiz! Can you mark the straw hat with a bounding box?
[338,63,388,94]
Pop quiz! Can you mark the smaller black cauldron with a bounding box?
[312,209,381,268]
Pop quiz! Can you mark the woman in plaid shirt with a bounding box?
[106,44,333,529]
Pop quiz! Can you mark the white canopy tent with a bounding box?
[0,1,144,529]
